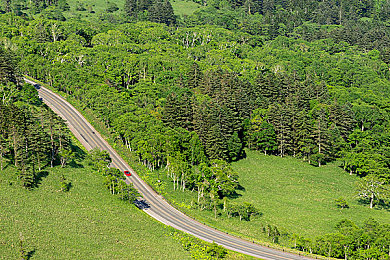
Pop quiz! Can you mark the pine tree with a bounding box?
[329,101,355,140]
[148,1,164,24]
[206,124,228,161]
[311,105,331,166]
[187,62,202,89]
[295,110,316,163]
[138,0,152,11]
[148,0,175,25]
[0,47,18,84]
[268,104,293,157]
[124,0,137,18]
[162,0,175,25]
[255,72,279,103]
[8,105,26,168]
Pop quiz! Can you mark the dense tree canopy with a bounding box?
[1,0,390,257]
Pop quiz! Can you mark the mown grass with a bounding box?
[0,147,191,259]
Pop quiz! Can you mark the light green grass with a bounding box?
[232,151,390,237]
[63,0,125,21]
[62,0,201,20]
[143,150,390,245]
[171,0,202,17]
[0,161,190,259]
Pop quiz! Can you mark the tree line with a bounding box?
[1,10,390,258]
[1,14,388,203]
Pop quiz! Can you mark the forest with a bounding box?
[1,0,390,259]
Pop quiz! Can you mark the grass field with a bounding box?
[141,150,390,245]
[0,147,191,259]
[171,0,202,17]
[231,151,390,237]
[61,0,201,21]
[62,0,125,21]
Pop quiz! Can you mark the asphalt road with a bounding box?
[25,78,314,260]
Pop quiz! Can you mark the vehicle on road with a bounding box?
[134,199,150,210]
[124,170,131,176]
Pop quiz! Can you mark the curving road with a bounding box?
[25,78,314,260]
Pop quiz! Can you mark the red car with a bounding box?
[124,170,131,176]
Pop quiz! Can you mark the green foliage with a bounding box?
[101,167,140,203]
[106,2,119,13]
[335,197,349,210]
[75,1,86,11]
[59,174,71,192]
[0,46,18,84]
[356,175,390,209]
[1,6,390,258]
[310,218,390,259]
[170,230,228,259]
[86,148,111,173]
[225,201,260,221]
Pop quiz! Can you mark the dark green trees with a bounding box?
[124,0,137,18]
[148,0,176,26]
[0,47,18,84]
[124,0,176,25]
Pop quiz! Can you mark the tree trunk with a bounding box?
[50,125,54,168]
[370,193,374,208]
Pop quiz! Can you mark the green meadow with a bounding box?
[61,0,201,21]
[0,158,190,259]
[144,150,390,243]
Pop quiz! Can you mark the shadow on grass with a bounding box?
[357,198,390,211]
[68,143,87,168]
[237,184,246,192]
[65,181,73,192]
[26,249,36,260]
[225,184,245,199]
[34,171,49,188]
[375,200,390,211]
[68,160,84,168]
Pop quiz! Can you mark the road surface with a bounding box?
[25,78,314,260]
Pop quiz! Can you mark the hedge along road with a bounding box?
[25,78,314,260]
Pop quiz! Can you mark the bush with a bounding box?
[335,197,349,209]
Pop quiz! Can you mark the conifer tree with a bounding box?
[124,0,137,18]
[187,62,202,89]
[0,47,18,84]
[162,0,175,25]
[311,105,331,166]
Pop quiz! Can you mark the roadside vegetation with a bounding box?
[0,47,246,260]
[1,0,390,258]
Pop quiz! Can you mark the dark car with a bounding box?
[134,199,150,210]
[124,170,131,176]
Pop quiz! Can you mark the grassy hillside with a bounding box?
[0,149,190,259]
[171,0,202,17]
[63,0,125,20]
[61,0,201,21]
[232,150,390,237]
[142,150,390,243]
